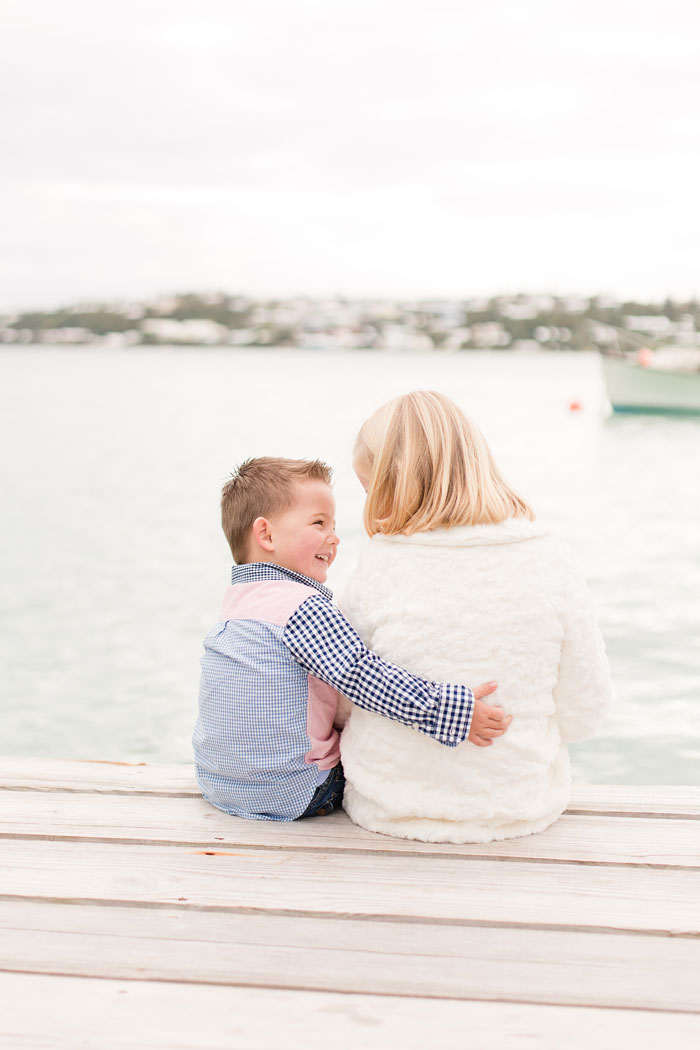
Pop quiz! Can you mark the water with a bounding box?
[1,345,699,784]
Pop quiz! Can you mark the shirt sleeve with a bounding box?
[282,594,474,748]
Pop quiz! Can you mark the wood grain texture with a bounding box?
[1,791,698,868]
[1,901,699,1012]
[1,838,699,934]
[1,974,699,1050]
[2,760,699,1048]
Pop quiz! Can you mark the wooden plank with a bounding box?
[1,791,698,868]
[1,900,699,1012]
[568,783,700,819]
[0,757,197,797]
[1,973,699,1050]
[1,758,698,816]
[1,839,698,934]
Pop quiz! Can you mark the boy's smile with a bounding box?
[261,479,339,583]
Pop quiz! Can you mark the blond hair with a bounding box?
[355,390,534,536]
[221,457,332,562]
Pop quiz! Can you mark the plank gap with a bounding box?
[0,786,199,798]
[1,966,699,1016]
[0,894,696,939]
[0,831,695,871]
[566,809,700,822]
[3,785,699,818]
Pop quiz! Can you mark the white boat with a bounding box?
[602,351,700,416]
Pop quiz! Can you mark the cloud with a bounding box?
[1,0,699,307]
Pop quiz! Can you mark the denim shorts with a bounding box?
[299,761,345,818]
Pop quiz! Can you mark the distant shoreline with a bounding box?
[2,290,698,353]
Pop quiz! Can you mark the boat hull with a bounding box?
[602,356,700,416]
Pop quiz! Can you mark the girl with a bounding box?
[340,390,613,843]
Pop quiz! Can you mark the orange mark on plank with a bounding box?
[191,850,253,857]
[79,760,148,767]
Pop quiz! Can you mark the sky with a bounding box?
[2,0,700,311]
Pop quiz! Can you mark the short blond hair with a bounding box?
[221,457,333,562]
[355,390,534,536]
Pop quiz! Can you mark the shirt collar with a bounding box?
[231,561,333,600]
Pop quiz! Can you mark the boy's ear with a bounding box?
[251,516,275,553]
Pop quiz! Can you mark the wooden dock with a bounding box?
[1,758,699,1049]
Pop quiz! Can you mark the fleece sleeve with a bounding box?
[553,552,614,742]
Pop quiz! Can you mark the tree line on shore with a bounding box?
[2,291,698,351]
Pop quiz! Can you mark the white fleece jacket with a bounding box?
[339,518,613,843]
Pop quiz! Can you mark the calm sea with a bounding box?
[1,345,699,784]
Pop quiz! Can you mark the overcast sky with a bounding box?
[2,0,699,310]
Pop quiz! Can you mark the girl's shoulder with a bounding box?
[364,517,552,552]
[352,522,582,591]
[349,520,586,582]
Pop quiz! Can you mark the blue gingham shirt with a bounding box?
[193,563,474,821]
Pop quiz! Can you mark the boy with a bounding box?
[193,457,510,822]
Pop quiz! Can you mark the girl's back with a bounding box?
[340,518,612,843]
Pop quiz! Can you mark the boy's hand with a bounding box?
[469,682,512,747]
